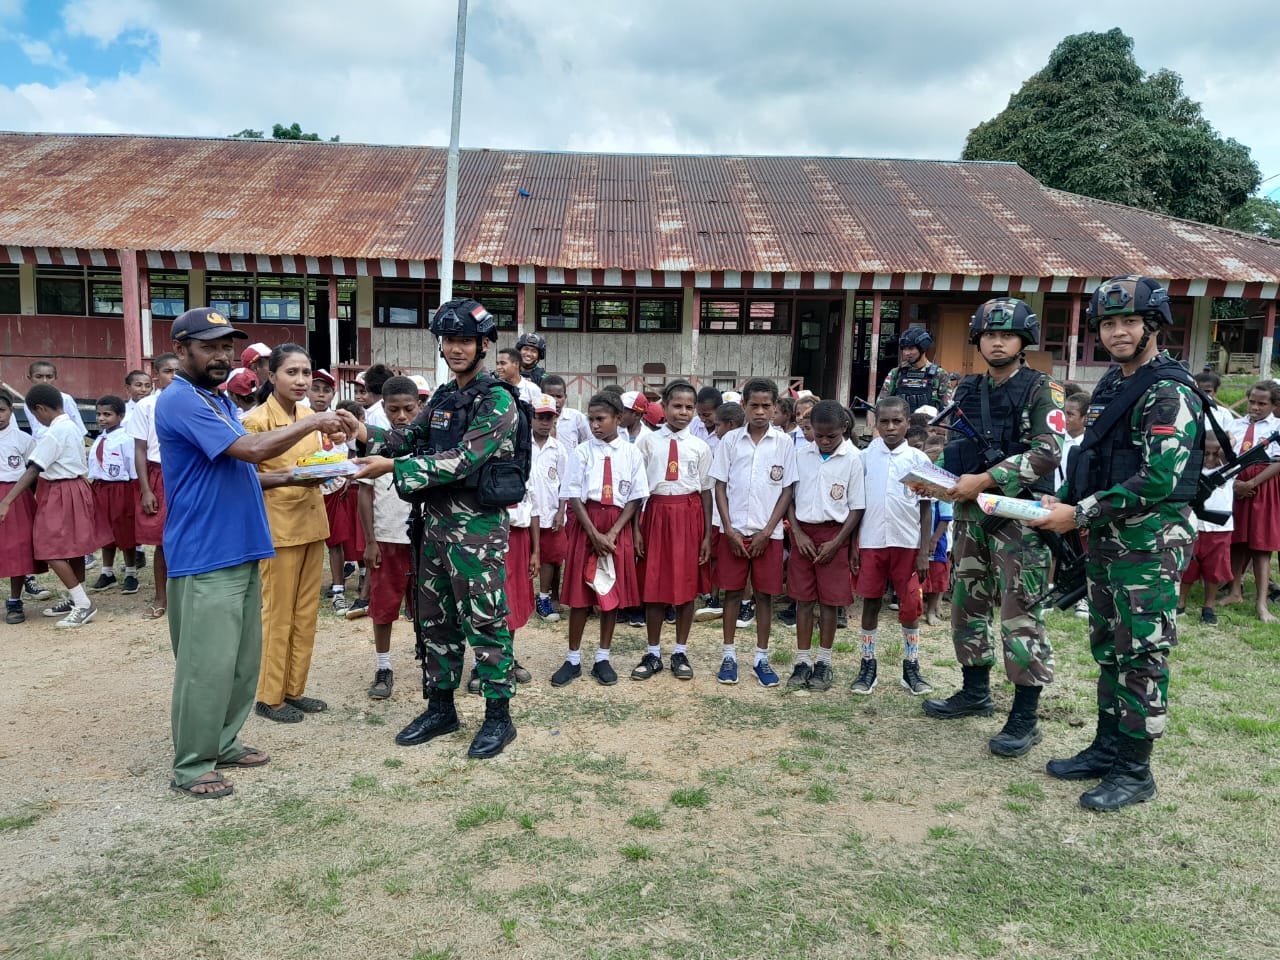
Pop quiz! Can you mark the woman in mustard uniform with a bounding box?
[243,344,331,723]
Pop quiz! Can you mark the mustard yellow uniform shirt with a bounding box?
[242,394,330,548]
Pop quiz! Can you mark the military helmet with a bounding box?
[969,297,1040,346]
[516,332,547,359]
[429,299,498,342]
[1086,275,1172,331]
[898,327,933,354]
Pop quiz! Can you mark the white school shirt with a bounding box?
[709,425,798,539]
[125,391,162,463]
[793,440,866,524]
[1197,471,1235,534]
[28,392,86,440]
[555,406,590,448]
[0,421,35,482]
[87,428,137,482]
[531,436,568,529]
[636,425,712,497]
[365,473,412,545]
[513,377,541,407]
[1054,433,1083,492]
[364,400,391,431]
[564,434,649,505]
[1230,414,1280,459]
[859,437,932,550]
[508,485,536,529]
[27,414,88,480]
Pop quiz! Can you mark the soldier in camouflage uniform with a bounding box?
[1032,276,1203,811]
[878,327,951,412]
[353,299,520,759]
[922,298,1064,760]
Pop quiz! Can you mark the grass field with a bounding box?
[0,573,1277,960]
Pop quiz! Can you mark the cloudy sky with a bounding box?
[1,0,1277,192]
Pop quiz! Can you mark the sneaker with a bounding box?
[735,600,756,628]
[344,598,369,620]
[513,660,533,684]
[467,666,482,694]
[1175,606,1186,617]
[837,607,848,629]
[550,660,581,687]
[55,603,96,628]
[664,605,677,624]
[343,561,357,581]
[630,652,663,681]
[135,548,146,569]
[778,603,797,628]
[1200,606,1218,625]
[694,595,723,622]
[716,656,739,685]
[368,668,394,699]
[670,651,694,680]
[24,577,52,601]
[89,572,117,591]
[5,600,25,625]
[43,598,74,618]
[808,661,834,691]
[536,595,561,622]
[331,593,351,614]
[851,658,878,695]
[84,554,98,570]
[121,575,140,595]
[627,608,645,629]
[591,659,619,686]
[900,659,933,695]
[752,659,781,688]
[786,662,812,689]
[1074,598,1089,619]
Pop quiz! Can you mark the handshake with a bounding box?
[308,408,363,446]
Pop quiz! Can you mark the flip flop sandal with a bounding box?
[170,772,234,800]
[142,606,167,620]
[215,747,271,770]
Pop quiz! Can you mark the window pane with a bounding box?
[375,290,421,327]
[638,298,681,332]
[90,280,124,316]
[700,299,741,333]
[538,291,581,330]
[259,289,304,322]
[0,270,19,313]
[36,276,86,315]
[151,285,187,319]
[746,300,790,333]
[589,298,631,331]
[207,287,252,320]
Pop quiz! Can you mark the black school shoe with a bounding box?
[550,660,582,687]
[89,572,117,591]
[255,701,305,723]
[591,659,619,685]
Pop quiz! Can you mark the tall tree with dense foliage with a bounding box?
[963,28,1259,226]
[228,123,339,142]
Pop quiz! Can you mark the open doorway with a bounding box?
[789,298,843,397]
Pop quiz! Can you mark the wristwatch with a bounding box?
[1073,503,1091,529]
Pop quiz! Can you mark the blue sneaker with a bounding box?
[536,595,560,622]
[716,656,739,685]
[753,659,781,688]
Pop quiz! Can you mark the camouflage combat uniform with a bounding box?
[880,361,952,411]
[1073,352,1201,740]
[366,378,518,700]
[949,371,1063,686]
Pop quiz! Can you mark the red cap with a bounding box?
[312,369,337,387]
[240,342,271,367]
[642,402,665,426]
[223,369,259,396]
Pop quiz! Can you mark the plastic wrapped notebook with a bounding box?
[292,451,357,481]
[901,462,959,497]
[975,493,1051,522]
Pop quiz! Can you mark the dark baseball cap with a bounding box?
[171,307,249,342]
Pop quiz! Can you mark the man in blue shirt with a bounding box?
[159,307,356,799]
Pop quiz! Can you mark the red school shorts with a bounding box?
[714,532,784,596]
[855,545,924,624]
[92,479,138,551]
[1184,530,1233,586]
[134,461,166,547]
[786,521,853,607]
[368,541,414,625]
[925,558,950,594]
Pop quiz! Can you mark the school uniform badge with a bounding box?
[547,465,558,480]
[6,455,19,469]
[829,483,845,501]
[108,464,121,478]
[769,465,784,481]
[618,480,632,498]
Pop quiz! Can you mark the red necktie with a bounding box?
[95,439,105,466]
[601,455,615,506]
[665,438,679,482]
[1242,420,1256,453]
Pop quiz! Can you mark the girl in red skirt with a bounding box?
[531,395,568,622]
[0,393,38,624]
[1227,380,1280,622]
[0,385,108,628]
[87,396,140,595]
[633,381,713,681]
[489,487,538,690]
[550,393,650,688]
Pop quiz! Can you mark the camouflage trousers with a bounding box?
[950,517,1054,686]
[415,516,514,700]
[1085,537,1182,740]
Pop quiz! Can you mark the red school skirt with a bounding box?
[560,501,641,610]
[134,461,166,547]
[639,493,710,605]
[505,524,535,630]
[0,482,37,577]
[92,479,138,551]
[1232,463,1280,551]
[34,477,111,561]
[324,483,366,557]
[539,524,567,566]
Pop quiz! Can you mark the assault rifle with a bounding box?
[1030,528,1089,610]
[929,402,1012,533]
[850,396,876,414]
[1193,430,1280,526]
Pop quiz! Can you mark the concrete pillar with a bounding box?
[1262,300,1276,381]
[119,250,143,371]
[188,268,206,309]
[1066,295,1081,383]
[18,263,35,315]
[138,260,152,359]
[1187,295,1213,371]
[867,292,882,430]
[836,290,856,405]
[684,287,699,381]
[328,277,340,373]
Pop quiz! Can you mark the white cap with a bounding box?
[620,390,645,411]
[722,390,743,404]
[917,404,939,419]
[410,374,432,397]
[585,554,618,610]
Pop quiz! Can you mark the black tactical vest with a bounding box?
[417,373,504,493]
[892,363,940,412]
[942,366,1053,494]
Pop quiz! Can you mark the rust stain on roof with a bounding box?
[2,132,1280,283]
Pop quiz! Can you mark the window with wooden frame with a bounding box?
[537,286,682,334]
[373,281,518,329]
[699,293,796,335]
[0,265,20,314]
[35,266,88,315]
[149,272,189,319]
[1041,300,1075,363]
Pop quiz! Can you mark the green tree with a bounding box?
[1223,196,1280,239]
[228,128,264,138]
[270,122,339,143]
[963,28,1259,225]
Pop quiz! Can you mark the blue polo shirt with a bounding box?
[157,374,274,578]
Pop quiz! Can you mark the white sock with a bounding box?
[754,647,768,666]
[723,644,737,661]
[595,648,611,663]
[673,643,687,655]
[647,644,661,658]
[797,647,813,665]
[567,650,582,666]
[376,652,392,671]
[124,566,136,576]
[70,584,90,608]
[538,591,550,600]
[332,584,345,596]
[816,646,833,664]
[358,566,367,577]
[103,566,116,578]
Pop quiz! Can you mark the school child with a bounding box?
[690,387,722,449]
[0,385,108,627]
[695,401,745,622]
[87,396,139,595]
[531,394,570,622]
[223,369,259,419]
[495,347,543,405]
[127,351,181,620]
[357,377,420,699]
[783,401,864,690]
[905,425,930,451]
[709,379,797,687]
[308,369,337,412]
[483,456,539,691]
[25,361,87,439]
[620,391,651,444]
[1226,380,1280,622]
[922,435,952,626]
[1193,372,1235,433]
[122,370,153,422]
[310,370,362,612]
[632,381,713,680]
[773,396,797,436]
[336,399,372,618]
[359,364,394,430]
[1179,433,1235,625]
[0,393,38,624]
[543,375,590,449]
[1054,394,1087,492]
[551,393,649,687]
[852,397,934,695]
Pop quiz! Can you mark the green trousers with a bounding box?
[168,562,263,787]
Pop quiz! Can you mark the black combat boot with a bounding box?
[922,665,995,719]
[394,688,460,746]
[1079,736,1156,811]
[1046,711,1120,780]
[467,697,517,759]
[988,684,1043,757]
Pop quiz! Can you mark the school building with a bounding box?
[3,131,1280,407]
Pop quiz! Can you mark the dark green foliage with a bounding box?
[228,123,339,142]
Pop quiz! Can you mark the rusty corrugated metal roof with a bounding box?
[3,131,1280,283]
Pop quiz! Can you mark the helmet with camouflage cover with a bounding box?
[515,332,547,360]
[968,297,1040,347]
[898,327,934,354]
[1086,275,1172,331]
